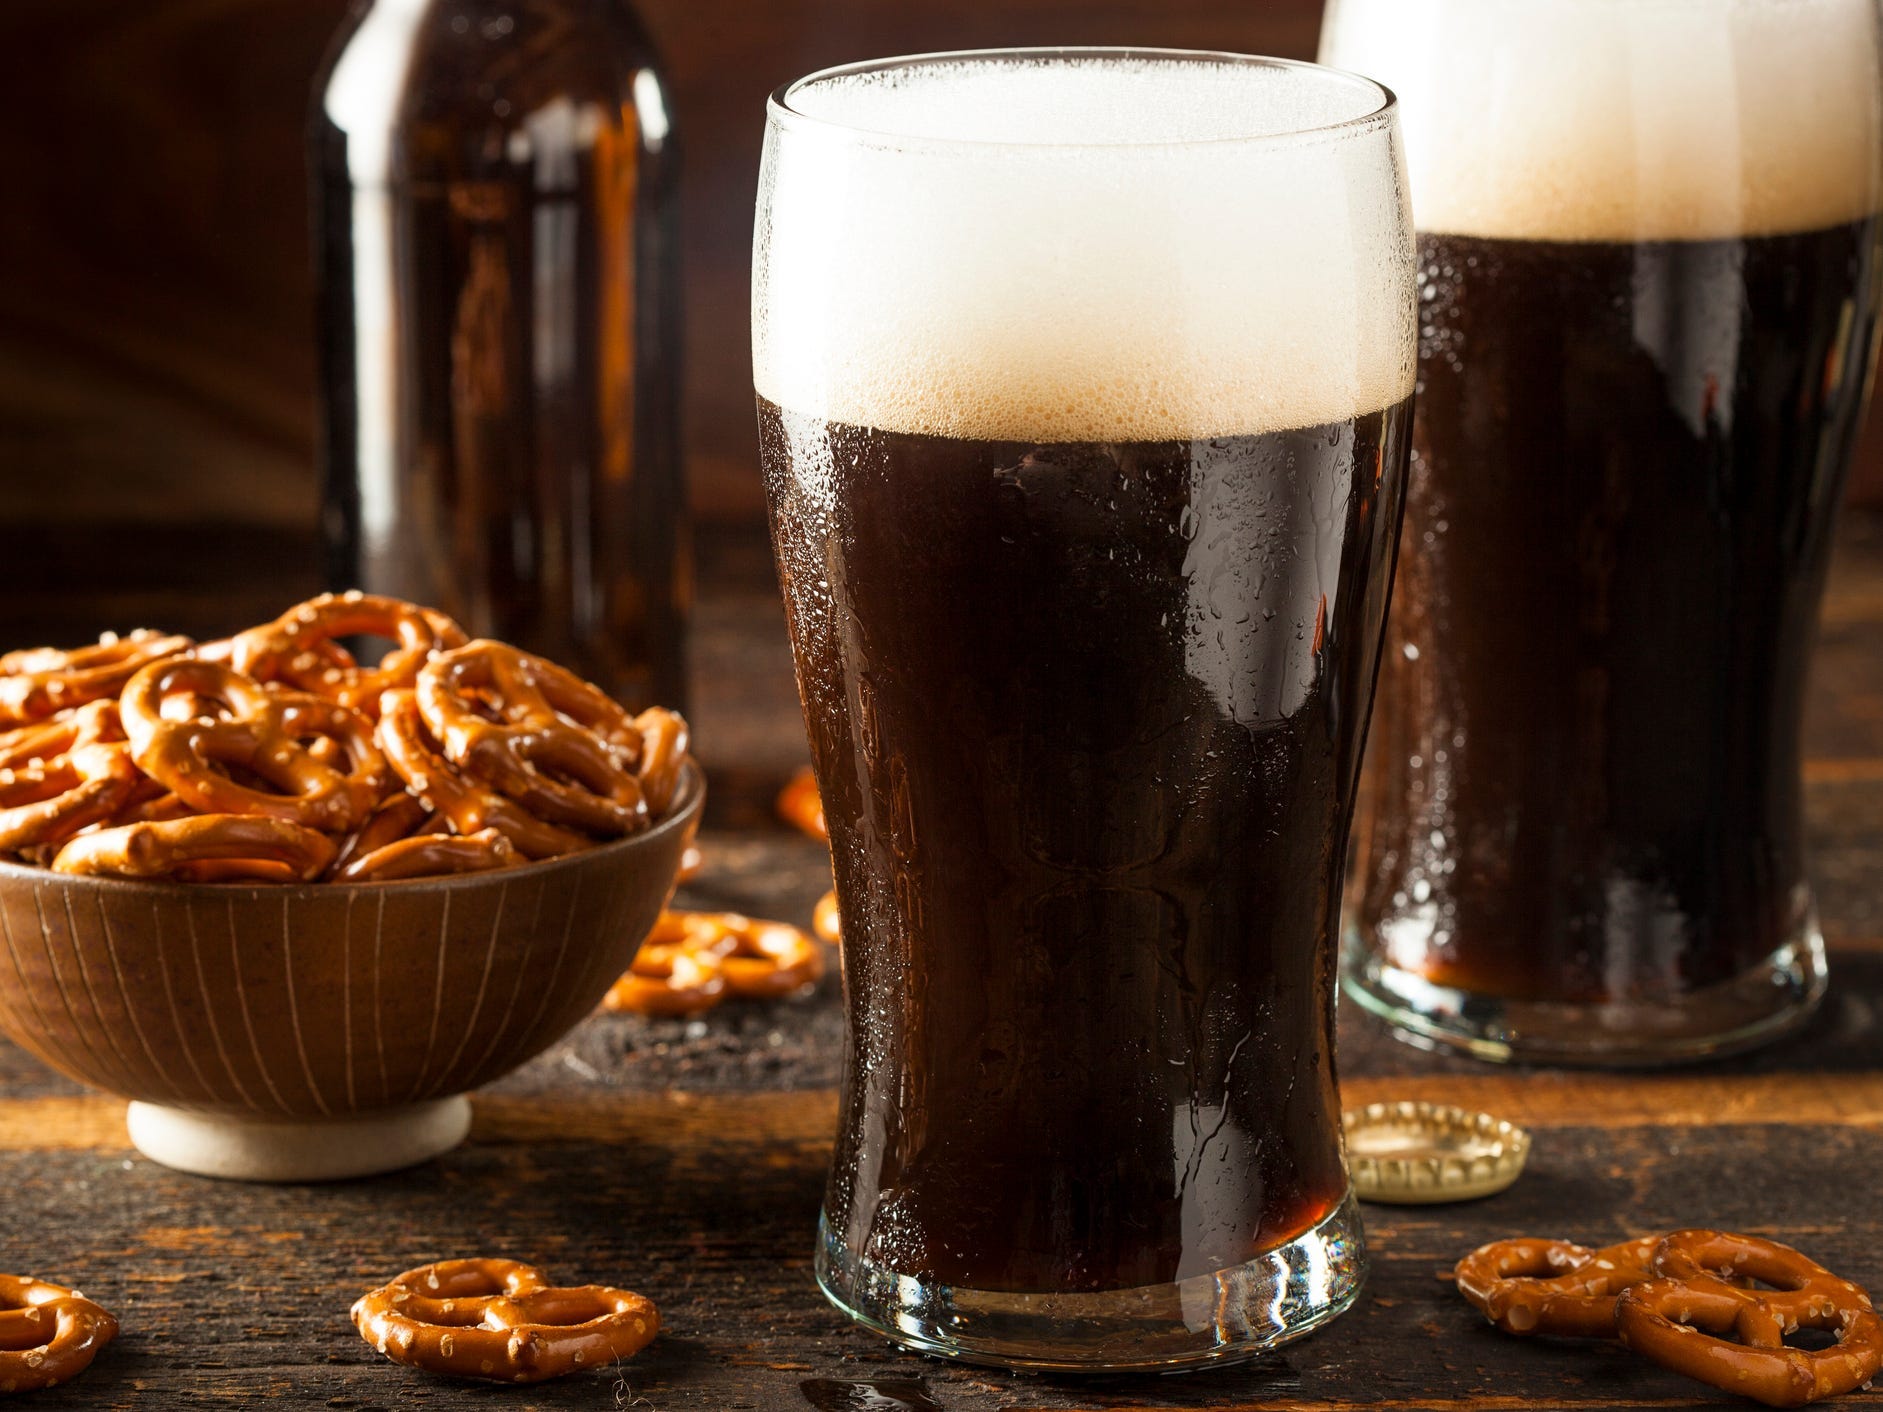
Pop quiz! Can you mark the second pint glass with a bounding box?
[754,51,1415,1368]
[1324,0,1883,1064]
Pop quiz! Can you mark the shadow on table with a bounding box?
[1339,947,1883,1078]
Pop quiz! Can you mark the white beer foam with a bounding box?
[753,56,1417,442]
[1320,0,1883,242]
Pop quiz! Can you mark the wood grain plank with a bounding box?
[9,1068,1883,1154]
[1003,1402,1708,1412]
[2,1124,1881,1410]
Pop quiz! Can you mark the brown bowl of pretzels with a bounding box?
[0,593,701,1182]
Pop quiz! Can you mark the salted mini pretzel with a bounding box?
[417,641,650,837]
[336,827,519,883]
[378,690,590,860]
[776,766,827,841]
[1617,1231,1883,1407]
[603,910,823,1015]
[329,789,443,877]
[0,629,191,726]
[711,914,825,999]
[634,707,689,818]
[1455,1235,1665,1338]
[351,1258,658,1384]
[812,889,841,944]
[229,592,466,716]
[0,1274,118,1394]
[1652,1230,1872,1329]
[0,699,127,772]
[603,935,729,1017]
[0,741,142,854]
[52,815,338,883]
[120,658,387,833]
[110,783,197,827]
[0,718,85,773]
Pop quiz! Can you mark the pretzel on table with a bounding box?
[1617,1231,1883,1408]
[603,934,728,1017]
[603,910,822,1015]
[351,1258,657,1383]
[0,1274,118,1394]
[812,889,841,944]
[712,914,824,999]
[776,767,826,842]
[1455,1235,1665,1338]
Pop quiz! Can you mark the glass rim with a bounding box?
[766,46,1399,152]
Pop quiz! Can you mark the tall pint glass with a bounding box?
[753,50,1415,1369]
[1322,0,1883,1063]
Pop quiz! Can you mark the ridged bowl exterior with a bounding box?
[0,764,702,1119]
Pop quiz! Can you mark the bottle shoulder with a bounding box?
[313,0,671,183]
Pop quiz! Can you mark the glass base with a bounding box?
[1343,926,1828,1067]
[813,1191,1366,1372]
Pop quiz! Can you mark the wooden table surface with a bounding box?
[3,517,1883,1411]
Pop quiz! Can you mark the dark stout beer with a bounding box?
[1323,0,1883,1058]
[1358,220,1881,1005]
[762,396,1410,1292]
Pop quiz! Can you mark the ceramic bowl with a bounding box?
[0,762,703,1182]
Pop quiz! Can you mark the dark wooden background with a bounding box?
[3,0,1880,641]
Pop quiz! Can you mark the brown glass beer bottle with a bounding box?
[310,0,685,711]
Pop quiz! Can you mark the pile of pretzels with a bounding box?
[0,593,688,884]
[1456,1229,1882,1407]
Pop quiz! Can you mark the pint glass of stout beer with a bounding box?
[754,51,1416,1369]
[1321,0,1883,1063]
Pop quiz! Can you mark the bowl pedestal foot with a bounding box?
[125,1096,473,1182]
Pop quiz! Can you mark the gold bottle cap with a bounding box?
[1344,1100,1531,1205]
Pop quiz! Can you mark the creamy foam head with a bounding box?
[753,53,1416,442]
[1320,0,1883,242]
